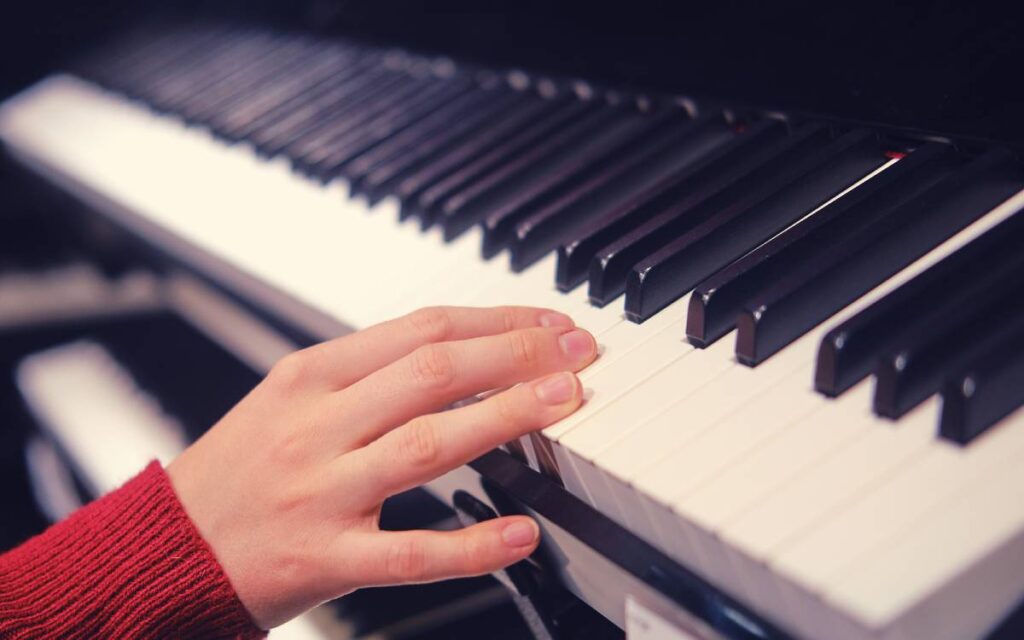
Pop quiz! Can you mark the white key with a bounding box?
[772,408,1024,640]
[556,336,734,504]
[538,317,696,448]
[826,411,1024,640]
[722,398,937,619]
[592,332,814,530]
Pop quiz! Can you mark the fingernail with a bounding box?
[539,312,574,328]
[533,372,576,405]
[558,329,595,361]
[501,519,539,548]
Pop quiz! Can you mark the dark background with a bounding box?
[2,1,1023,146]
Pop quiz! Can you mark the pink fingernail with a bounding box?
[539,312,574,328]
[534,372,576,405]
[501,519,539,547]
[558,329,595,361]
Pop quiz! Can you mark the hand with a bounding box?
[166,306,597,629]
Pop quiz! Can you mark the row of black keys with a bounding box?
[76,26,1024,443]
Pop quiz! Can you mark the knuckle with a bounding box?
[269,350,313,391]
[508,330,541,368]
[498,306,519,333]
[408,344,456,390]
[398,416,442,467]
[407,306,453,343]
[386,538,427,582]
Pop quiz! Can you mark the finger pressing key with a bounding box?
[284,306,575,390]
[331,326,596,447]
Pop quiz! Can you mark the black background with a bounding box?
[2,1,1023,147]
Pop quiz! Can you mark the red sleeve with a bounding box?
[0,461,264,639]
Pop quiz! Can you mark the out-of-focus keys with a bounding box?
[510,113,734,272]
[478,107,691,257]
[419,97,595,229]
[440,104,632,240]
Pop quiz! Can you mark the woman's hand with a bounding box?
[166,306,596,629]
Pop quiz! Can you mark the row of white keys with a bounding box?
[824,407,1024,640]
[625,188,1024,636]
[512,295,691,471]
[0,76,400,329]
[730,190,1024,638]
[2,77,593,334]
[555,332,733,502]
[577,189,1024,631]
[722,394,938,619]
[767,411,1024,639]
[537,299,700,475]
[593,330,816,534]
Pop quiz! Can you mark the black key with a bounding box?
[874,273,1024,420]
[625,129,886,322]
[304,76,475,181]
[252,66,405,156]
[686,142,958,348]
[344,81,515,195]
[181,39,316,124]
[510,113,734,272]
[417,98,598,229]
[479,107,691,258]
[358,90,531,204]
[815,211,1024,397]
[289,69,455,172]
[84,29,223,95]
[557,119,785,293]
[226,51,379,143]
[396,96,568,222]
[123,30,254,107]
[440,104,630,240]
[940,313,1024,445]
[156,34,282,115]
[281,70,434,165]
[736,149,1023,366]
[587,122,824,306]
[209,47,354,138]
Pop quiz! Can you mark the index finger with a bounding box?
[291,306,573,389]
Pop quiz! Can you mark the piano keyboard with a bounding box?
[4,24,1024,640]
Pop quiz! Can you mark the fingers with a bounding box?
[346,516,540,587]
[333,326,595,447]
[275,306,574,391]
[345,372,582,502]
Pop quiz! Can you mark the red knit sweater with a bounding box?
[0,462,264,639]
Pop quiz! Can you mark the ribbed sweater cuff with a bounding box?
[0,461,264,639]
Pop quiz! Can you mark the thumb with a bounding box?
[351,516,540,587]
